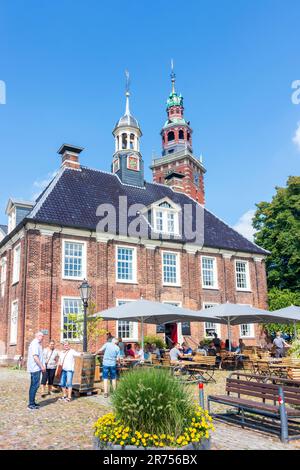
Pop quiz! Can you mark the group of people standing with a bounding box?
[27,332,83,410]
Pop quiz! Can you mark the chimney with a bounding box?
[58,144,84,169]
[164,170,185,193]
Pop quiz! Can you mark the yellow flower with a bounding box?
[131,438,136,443]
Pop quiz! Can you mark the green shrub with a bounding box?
[112,368,194,436]
[288,339,300,358]
[144,335,166,349]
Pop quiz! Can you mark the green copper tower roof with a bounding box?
[167,91,183,108]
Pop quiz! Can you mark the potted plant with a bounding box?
[93,368,214,450]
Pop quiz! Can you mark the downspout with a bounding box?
[21,227,29,360]
[254,260,260,306]
[49,233,55,340]
[223,255,227,301]
[106,241,110,334]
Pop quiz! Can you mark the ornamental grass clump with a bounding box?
[94,368,214,449]
[112,368,194,436]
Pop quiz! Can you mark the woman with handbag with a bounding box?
[41,340,60,397]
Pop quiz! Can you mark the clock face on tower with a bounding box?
[127,155,139,171]
[113,157,120,173]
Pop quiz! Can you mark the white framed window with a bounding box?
[62,297,83,342]
[235,260,251,291]
[162,251,180,286]
[153,201,180,236]
[116,246,137,283]
[8,208,16,234]
[239,323,255,338]
[116,300,138,341]
[201,256,218,289]
[1,257,7,297]
[203,303,221,338]
[62,240,87,280]
[12,244,21,285]
[10,300,18,345]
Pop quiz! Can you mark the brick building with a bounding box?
[0,73,269,363]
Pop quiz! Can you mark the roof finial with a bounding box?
[170,59,176,94]
[125,70,130,115]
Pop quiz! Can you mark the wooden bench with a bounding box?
[207,373,300,442]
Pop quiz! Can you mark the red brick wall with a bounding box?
[152,160,205,204]
[0,229,268,360]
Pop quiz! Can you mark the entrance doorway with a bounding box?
[165,323,178,348]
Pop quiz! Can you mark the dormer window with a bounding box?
[153,201,180,236]
[8,208,16,234]
[6,199,34,235]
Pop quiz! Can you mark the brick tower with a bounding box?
[150,65,206,204]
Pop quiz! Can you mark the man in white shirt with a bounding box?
[58,341,83,402]
[27,332,46,410]
[169,342,184,364]
[134,344,145,362]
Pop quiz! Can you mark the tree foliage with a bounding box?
[263,288,300,337]
[64,302,106,348]
[253,176,300,291]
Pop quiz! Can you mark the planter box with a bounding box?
[93,436,211,451]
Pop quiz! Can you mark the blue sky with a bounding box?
[0,0,299,237]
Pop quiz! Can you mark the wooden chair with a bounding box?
[184,356,217,383]
[287,368,300,381]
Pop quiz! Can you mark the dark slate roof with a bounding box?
[0,225,7,235]
[26,167,268,256]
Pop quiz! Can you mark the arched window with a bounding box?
[187,132,190,141]
[122,133,127,149]
[116,135,119,150]
[168,131,175,142]
[130,133,135,150]
[179,129,184,140]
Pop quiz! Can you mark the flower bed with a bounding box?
[94,406,213,450]
[93,368,214,450]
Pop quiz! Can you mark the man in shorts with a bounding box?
[97,338,120,398]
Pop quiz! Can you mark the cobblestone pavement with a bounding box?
[0,368,299,450]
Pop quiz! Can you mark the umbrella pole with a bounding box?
[141,317,144,351]
[227,318,231,352]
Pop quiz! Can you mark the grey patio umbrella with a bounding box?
[270,305,300,338]
[94,299,217,349]
[196,303,284,351]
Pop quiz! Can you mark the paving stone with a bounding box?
[0,368,299,450]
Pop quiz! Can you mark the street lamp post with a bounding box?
[79,279,92,353]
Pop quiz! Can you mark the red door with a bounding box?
[170,323,178,345]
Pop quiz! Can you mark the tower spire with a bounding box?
[170,59,176,94]
[125,70,130,115]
